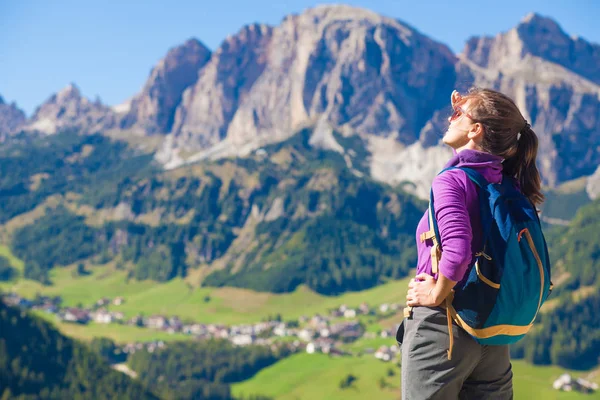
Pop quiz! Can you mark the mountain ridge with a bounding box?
[2,6,599,198]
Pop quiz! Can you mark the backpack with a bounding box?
[426,166,553,347]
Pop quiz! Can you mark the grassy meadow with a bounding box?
[0,244,411,325]
[232,353,598,400]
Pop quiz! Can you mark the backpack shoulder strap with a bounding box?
[421,166,490,274]
[420,193,441,274]
[420,167,458,274]
[454,167,490,189]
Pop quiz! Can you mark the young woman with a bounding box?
[399,88,544,399]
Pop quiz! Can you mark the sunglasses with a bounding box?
[450,106,476,122]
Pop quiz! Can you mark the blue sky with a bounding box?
[1,0,598,116]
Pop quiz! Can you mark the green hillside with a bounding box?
[0,302,157,400]
[541,177,591,223]
[0,130,424,295]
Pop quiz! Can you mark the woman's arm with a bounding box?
[406,170,472,306]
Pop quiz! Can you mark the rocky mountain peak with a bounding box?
[0,96,26,136]
[517,13,600,84]
[56,83,82,101]
[519,12,565,32]
[25,84,115,135]
[215,23,273,58]
[119,37,212,135]
[162,38,210,69]
[463,13,600,84]
[169,23,275,149]
[167,3,456,167]
[226,23,272,42]
[304,4,383,20]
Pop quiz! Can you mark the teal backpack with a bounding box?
[425,167,553,356]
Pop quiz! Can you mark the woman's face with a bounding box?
[443,99,478,150]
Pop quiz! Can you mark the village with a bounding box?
[2,292,597,395]
[1,292,403,363]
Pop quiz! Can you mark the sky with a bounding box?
[1,0,599,116]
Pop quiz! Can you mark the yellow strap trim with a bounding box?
[420,231,436,243]
[523,229,545,325]
[475,262,500,289]
[447,305,533,338]
[431,246,440,274]
[446,297,454,360]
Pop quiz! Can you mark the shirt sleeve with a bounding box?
[431,170,473,282]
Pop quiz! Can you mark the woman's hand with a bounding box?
[406,273,440,307]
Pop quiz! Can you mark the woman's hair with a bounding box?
[459,87,544,206]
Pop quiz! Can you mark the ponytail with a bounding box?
[502,124,544,206]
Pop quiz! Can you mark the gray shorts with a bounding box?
[398,306,513,400]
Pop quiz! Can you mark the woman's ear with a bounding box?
[468,123,484,144]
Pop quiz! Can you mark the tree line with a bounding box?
[0,301,157,400]
[128,340,288,400]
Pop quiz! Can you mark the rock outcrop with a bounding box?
[119,38,211,135]
[0,96,26,137]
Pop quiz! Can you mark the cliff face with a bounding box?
[167,6,456,156]
[119,38,212,135]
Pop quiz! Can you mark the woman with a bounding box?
[399,88,544,399]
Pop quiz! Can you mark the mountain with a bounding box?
[170,24,275,150]
[119,38,212,135]
[24,83,116,135]
[168,6,456,154]
[158,7,600,197]
[12,7,600,200]
[0,302,157,399]
[0,96,26,137]
[161,5,458,198]
[132,7,600,199]
[464,13,600,85]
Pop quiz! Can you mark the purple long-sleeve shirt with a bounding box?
[415,149,504,285]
